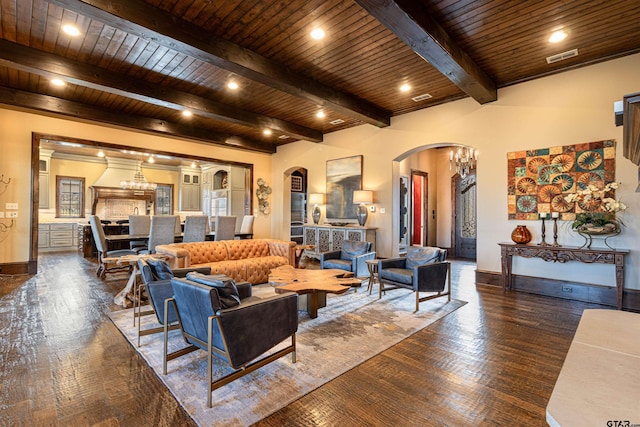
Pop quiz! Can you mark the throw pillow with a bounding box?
[186,272,241,309]
[146,258,174,280]
[406,247,441,268]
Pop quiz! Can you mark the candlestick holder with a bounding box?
[552,217,561,247]
[538,217,549,246]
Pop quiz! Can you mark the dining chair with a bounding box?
[144,216,178,254]
[183,215,208,242]
[239,215,255,237]
[128,215,151,252]
[89,215,137,279]
[214,216,236,241]
[173,215,182,235]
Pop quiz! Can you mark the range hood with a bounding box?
[92,157,143,188]
[90,157,155,215]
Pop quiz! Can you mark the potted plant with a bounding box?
[564,182,626,234]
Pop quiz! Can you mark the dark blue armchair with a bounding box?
[135,258,212,347]
[164,273,298,407]
[378,246,450,312]
[320,240,376,278]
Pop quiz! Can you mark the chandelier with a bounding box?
[449,146,477,178]
[120,165,157,191]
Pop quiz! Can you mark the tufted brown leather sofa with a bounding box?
[155,239,296,285]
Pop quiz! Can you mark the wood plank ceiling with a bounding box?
[0,0,639,154]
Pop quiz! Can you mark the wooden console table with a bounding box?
[498,243,629,310]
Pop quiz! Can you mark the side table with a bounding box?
[294,244,316,268]
[365,259,379,295]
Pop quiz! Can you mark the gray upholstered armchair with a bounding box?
[320,240,375,278]
[164,274,298,407]
[135,258,211,347]
[378,246,450,312]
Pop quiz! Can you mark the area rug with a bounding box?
[108,285,466,426]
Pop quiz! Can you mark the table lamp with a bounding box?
[308,193,325,224]
[353,190,373,226]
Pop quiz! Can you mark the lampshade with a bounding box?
[309,193,325,205]
[353,190,373,204]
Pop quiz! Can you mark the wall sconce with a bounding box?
[353,190,373,226]
[308,193,325,224]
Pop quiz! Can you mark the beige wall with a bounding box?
[2,53,638,291]
[272,53,640,290]
[0,110,272,263]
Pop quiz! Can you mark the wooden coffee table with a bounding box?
[269,265,362,318]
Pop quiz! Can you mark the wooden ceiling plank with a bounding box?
[0,84,275,153]
[75,19,105,63]
[0,39,323,142]
[16,0,33,46]
[96,27,127,68]
[234,0,313,50]
[277,8,380,71]
[221,0,268,42]
[0,0,17,42]
[260,0,356,60]
[169,0,198,18]
[28,0,49,50]
[354,0,497,104]
[47,0,391,127]
[195,1,236,28]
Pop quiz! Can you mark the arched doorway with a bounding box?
[391,144,477,259]
[281,166,308,241]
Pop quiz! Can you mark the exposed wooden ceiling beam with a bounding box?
[0,39,321,143]
[48,0,392,128]
[355,0,497,104]
[0,86,276,154]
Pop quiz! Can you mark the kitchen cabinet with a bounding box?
[39,149,53,209]
[201,165,249,223]
[38,223,78,252]
[303,225,376,258]
[179,167,201,211]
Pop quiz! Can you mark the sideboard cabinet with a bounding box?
[303,225,377,258]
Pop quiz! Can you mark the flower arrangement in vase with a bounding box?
[564,182,626,234]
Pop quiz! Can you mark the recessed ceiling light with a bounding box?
[316,110,325,118]
[182,110,192,117]
[97,150,105,158]
[310,28,325,40]
[263,129,272,136]
[400,84,411,92]
[51,78,65,87]
[227,81,239,90]
[62,24,81,37]
[549,30,567,43]
[148,156,155,163]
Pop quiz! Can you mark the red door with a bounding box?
[411,171,427,246]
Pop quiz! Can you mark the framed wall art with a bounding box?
[326,155,363,221]
[507,139,616,220]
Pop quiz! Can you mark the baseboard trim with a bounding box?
[475,270,640,312]
[0,261,36,275]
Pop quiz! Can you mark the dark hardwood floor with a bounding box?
[0,252,605,426]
